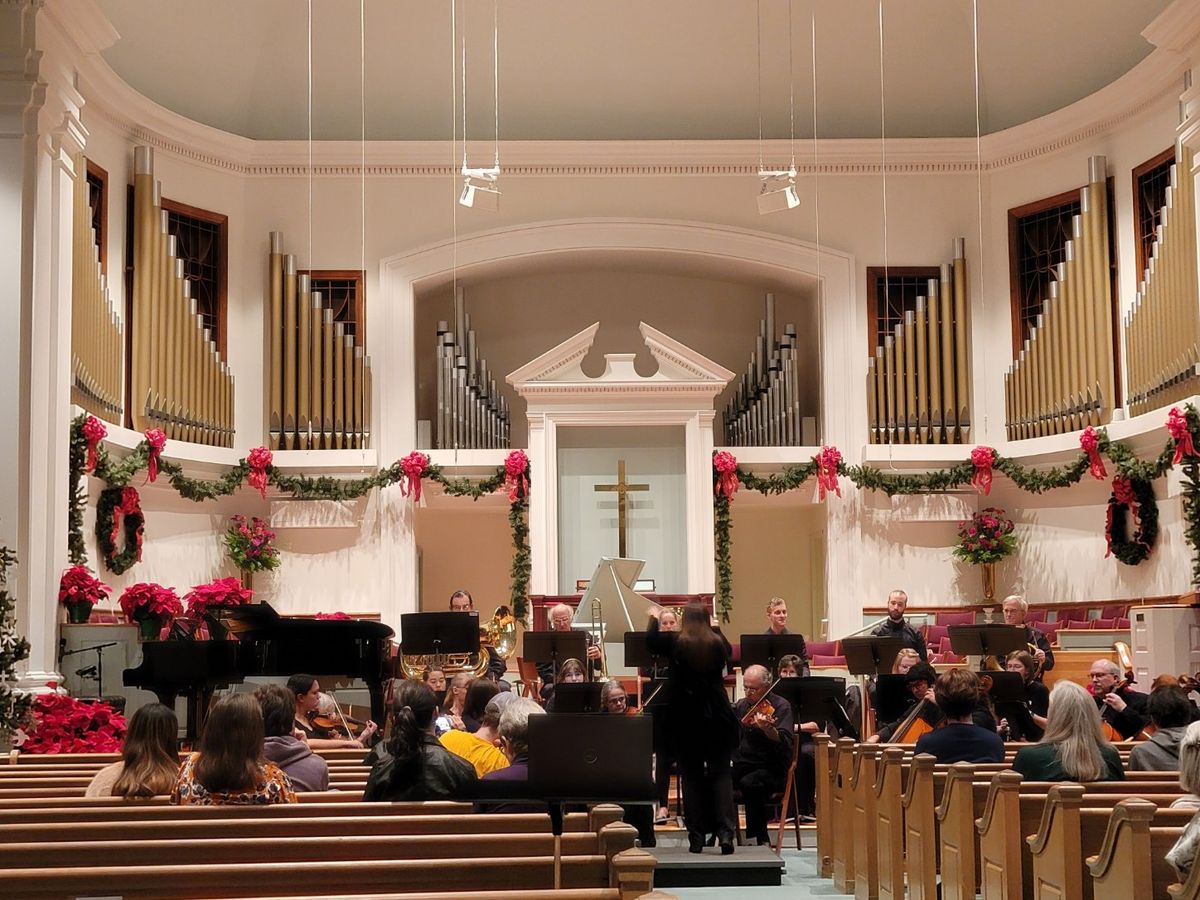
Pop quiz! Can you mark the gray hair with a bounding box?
[1179,721,1200,795]
[1092,659,1121,677]
[482,691,518,730]
[1042,680,1110,781]
[1002,594,1028,612]
[744,664,770,684]
[499,697,545,758]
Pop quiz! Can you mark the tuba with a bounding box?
[398,605,517,680]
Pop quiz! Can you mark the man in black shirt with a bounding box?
[764,597,808,674]
[450,589,508,682]
[870,589,928,661]
[733,664,794,845]
[1090,658,1149,739]
[1001,595,1054,676]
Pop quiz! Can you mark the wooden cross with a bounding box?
[594,459,650,558]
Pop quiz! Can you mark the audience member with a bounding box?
[1011,681,1124,781]
[461,678,500,733]
[914,669,1005,763]
[86,703,179,799]
[477,697,545,813]
[1130,685,1193,771]
[441,672,472,731]
[440,691,514,777]
[255,684,330,792]
[364,679,476,801]
[1168,722,1200,877]
[172,693,296,805]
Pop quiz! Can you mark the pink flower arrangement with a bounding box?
[57,566,111,608]
[952,507,1017,565]
[184,577,252,619]
[118,582,183,623]
[20,691,126,754]
[224,515,280,573]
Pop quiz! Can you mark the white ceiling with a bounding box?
[94,0,1171,142]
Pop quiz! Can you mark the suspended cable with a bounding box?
[307,0,313,270]
[360,0,366,288]
[973,0,988,433]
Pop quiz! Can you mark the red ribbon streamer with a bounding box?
[971,446,996,495]
[144,429,166,484]
[399,451,429,503]
[82,416,106,474]
[246,447,273,499]
[1168,407,1197,465]
[712,452,740,500]
[1079,426,1106,480]
[504,450,530,502]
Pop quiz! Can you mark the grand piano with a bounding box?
[123,602,394,741]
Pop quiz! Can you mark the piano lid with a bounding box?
[225,602,394,640]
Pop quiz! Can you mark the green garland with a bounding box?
[95,486,144,575]
[1106,477,1157,567]
[713,404,1200,614]
[69,416,532,616]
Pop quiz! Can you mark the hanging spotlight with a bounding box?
[757,167,800,215]
[459,165,501,211]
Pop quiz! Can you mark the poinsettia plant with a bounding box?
[118,582,183,623]
[952,507,1018,565]
[18,690,125,753]
[57,566,111,608]
[224,515,280,573]
[184,576,252,619]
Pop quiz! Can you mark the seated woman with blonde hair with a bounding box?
[86,703,179,799]
[172,693,296,805]
[1012,680,1124,781]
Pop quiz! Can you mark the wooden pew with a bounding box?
[1029,787,1194,900]
[831,737,857,893]
[851,744,883,900]
[1088,798,1186,900]
[815,733,835,877]
[873,747,907,900]
[901,754,938,900]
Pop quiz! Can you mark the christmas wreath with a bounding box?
[96,486,145,575]
[1105,476,1158,566]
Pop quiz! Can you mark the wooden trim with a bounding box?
[1131,147,1175,278]
[85,159,108,277]
[865,266,941,358]
[298,268,366,347]
[160,197,228,357]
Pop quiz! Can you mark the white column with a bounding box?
[684,411,716,594]
[526,414,555,596]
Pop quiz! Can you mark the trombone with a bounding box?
[589,597,609,682]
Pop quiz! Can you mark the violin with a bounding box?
[307,709,367,739]
[741,681,780,727]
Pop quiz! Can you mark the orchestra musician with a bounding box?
[733,664,795,844]
[536,602,604,700]
[1001,650,1049,741]
[870,590,928,661]
[646,602,738,855]
[866,662,938,743]
[542,658,586,713]
[449,589,508,682]
[1001,595,1054,676]
[644,606,679,824]
[440,673,471,731]
[287,674,377,750]
[913,669,1005,763]
[1089,658,1150,740]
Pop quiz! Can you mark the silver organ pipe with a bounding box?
[265,232,372,450]
[71,154,124,423]
[722,294,805,446]
[434,287,510,449]
[867,240,972,444]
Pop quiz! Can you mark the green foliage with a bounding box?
[952,508,1018,564]
[714,494,732,623]
[1107,478,1158,567]
[0,546,32,743]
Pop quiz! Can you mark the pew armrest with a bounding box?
[1086,799,1157,878]
[975,770,1022,835]
[1027,783,1085,855]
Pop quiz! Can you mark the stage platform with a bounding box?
[648,843,787,888]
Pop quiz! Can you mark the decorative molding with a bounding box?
[640,322,736,384]
[504,322,599,387]
[69,18,1187,179]
[1143,0,1200,56]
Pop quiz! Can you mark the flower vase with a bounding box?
[240,569,254,593]
[204,614,228,641]
[138,617,162,641]
[981,562,997,604]
[66,602,93,625]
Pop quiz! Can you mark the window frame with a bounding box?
[160,197,229,357]
[85,159,108,276]
[1131,147,1175,280]
[865,265,942,357]
[297,268,366,347]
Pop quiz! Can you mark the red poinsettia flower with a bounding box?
[57,566,111,607]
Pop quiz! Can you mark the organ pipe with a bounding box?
[433,287,510,449]
[130,146,234,446]
[1125,144,1200,416]
[722,294,807,446]
[265,232,372,450]
[867,240,972,444]
[70,154,124,423]
[1004,157,1114,440]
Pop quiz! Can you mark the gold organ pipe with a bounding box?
[132,147,153,431]
[939,263,956,442]
[915,297,928,443]
[903,309,917,442]
[1092,157,1116,422]
[282,261,298,449]
[297,275,311,450]
[363,360,373,448]
[269,232,283,450]
[354,345,365,451]
[952,238,969,442]
[322,308,334,448]
[310,292,324,450]
[1079,180,1099,417]
[334,322,346,449]
[927,278,943,444]
[884,335,896,444]
[343,333,356,449]
[892,324,907,443]
[867,356,879,443]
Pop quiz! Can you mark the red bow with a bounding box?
[1079,426,1106,480]
[82,416,107,474]
[971,446,996,495]
[144,429,166,484]
[1168,407,1197,465]
[246,447,273,499]
[504,450,530,502]
[399,451,429,502]
[713,451,740,500]
[816,446,842,501]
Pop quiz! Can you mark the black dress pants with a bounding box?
[733,762,784,843]
[680,756,735,844]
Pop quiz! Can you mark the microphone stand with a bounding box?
[59,642,118,699]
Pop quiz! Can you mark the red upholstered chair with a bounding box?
[935,611,976,626]
[805,640,840,657]
[923,624,950,648]
[810,654,847,667]
[1116,618,1130,629]
[1088,618,1117,629]
[1056,607,1089,623]
[1101,604,1130,620]
[1038,621,1061,644]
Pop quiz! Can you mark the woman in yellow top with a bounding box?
[439,692,513,777]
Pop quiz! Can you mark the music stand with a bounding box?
[549,682,606,714]
[624,631,671,708]
[399,612,480,662]
[521,630,588,684]
[740,633,809,676]
[529,715,655,889]
[841,636,905,677]
[947,625,1028,662]
[976,670,1025,704]
[874,674,913,725]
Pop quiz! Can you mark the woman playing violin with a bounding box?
[288,673,377,750]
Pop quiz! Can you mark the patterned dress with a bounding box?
[171,752,297,805]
